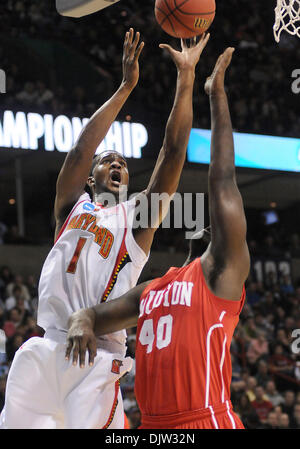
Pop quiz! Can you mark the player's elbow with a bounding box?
[209,164,236,183]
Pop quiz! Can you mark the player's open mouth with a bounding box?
[110,170,121,186]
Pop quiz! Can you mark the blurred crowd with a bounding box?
[0,248,300,428]
[1,0,300,136]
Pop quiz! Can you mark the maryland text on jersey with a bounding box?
[67,212,114,259]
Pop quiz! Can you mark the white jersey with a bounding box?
[37,192,148,351]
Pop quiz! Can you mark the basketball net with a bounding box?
[274,0,300,42]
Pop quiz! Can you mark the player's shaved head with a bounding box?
[90,151,127,176]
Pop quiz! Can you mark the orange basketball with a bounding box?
[155,0,216,39]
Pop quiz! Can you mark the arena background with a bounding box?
[0,0,300,429]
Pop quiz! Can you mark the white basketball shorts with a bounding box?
[0,334,132,429]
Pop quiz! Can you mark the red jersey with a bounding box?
[135,258,245,428]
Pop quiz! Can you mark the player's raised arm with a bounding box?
[203,48,250,300]
[65,281,151,367]
[54,29,144,237]
[133,34,210,255]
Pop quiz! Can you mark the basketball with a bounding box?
[155,0,216,39]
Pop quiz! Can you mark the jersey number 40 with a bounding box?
[138,315,173,354]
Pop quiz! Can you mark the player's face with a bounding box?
[92,153,129,194]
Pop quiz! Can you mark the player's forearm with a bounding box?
[209,90,235,181]
[91,297,139,336]
[74,82,132,155]
[146,69,195,195]
[163,69,195,157]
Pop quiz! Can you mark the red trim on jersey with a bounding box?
[101,203,128,303]
[54,199,86,244]
[102,380,120,429]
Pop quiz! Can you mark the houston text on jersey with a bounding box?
[139,281,194,318]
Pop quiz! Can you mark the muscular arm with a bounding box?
[203,49,250,300]
[65,281,151,367]
[54,29,144,239]
[134,35,210,255]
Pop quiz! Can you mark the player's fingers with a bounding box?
[180,38,187,50]
[79,337,88,368]
[220,47,235,69]
[123,31,129,55]
[65,338,73,361]
[159,43,175,57]
[72,338,80,366]
[129,31,140,58]
[128,27,134,45]
[87,339,97,366]
[199,32,210,50]
[134,41,144,62]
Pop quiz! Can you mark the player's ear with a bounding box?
[87,176,95,188]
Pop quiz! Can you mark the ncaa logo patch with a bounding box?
[111,359,123,374]
[83,202,95,212]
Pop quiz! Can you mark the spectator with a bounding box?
[35,81,54,107]
[6,275,31,302]
[246,333,269,373]
[15,81,37,105]
[278,413,290,429]
[25,275,38,300]
[0,266,13,299]
[15,296,32,326]
[245,377,257,402]
[265,380,284,407]
[6,333,24,362]
[5,285,31,312]
[276,328,291,354]
[251,386,274,424]
[269,344,295,390]
[235,393,260,429]
[255,360,270,388]
[246,282,261,307]
[280,275,294,295]
[263,411,279,429]
[3,308,22,338]
[281,391,296,419]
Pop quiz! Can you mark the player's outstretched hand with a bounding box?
[122,28,144,91]
[159,32,210,72]
[65,310,97,368]
[204,47,235,95]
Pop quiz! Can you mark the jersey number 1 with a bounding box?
[138,315,173,354]
[67,237,87,274]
